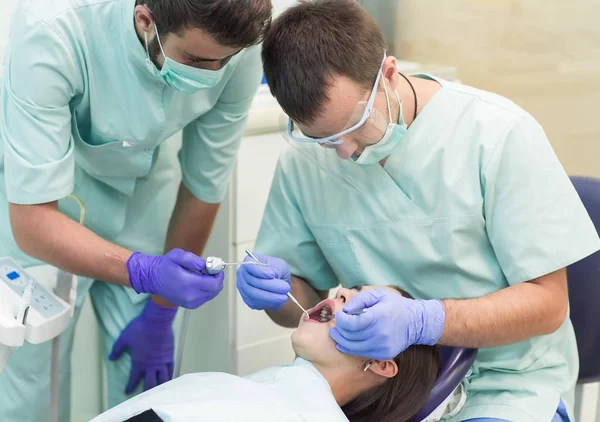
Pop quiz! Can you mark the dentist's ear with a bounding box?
[382,56,400,91]
[134,5,154,34]
[366,359,398,379]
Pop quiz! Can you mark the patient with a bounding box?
[92,286,439,422]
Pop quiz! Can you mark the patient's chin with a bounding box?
[291,331,310,359]
[291,324,340,364]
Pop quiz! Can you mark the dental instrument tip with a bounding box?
[327,308,367,320]
[245,249,260,263]
[286,291,310,319]
[224,261,268,267]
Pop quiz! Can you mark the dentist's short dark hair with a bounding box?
[137,0,272,48]
[262,0,387,125]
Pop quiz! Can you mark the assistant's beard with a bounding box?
[146,35,163,70]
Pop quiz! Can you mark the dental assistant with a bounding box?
[0,0,271,420]
[236,1,600,421]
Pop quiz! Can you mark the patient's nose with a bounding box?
[335,288,354,304]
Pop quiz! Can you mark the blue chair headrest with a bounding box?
[568,176,600,383]
[409,346,477,421]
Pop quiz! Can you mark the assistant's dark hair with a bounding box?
[342,286,440,422]
[138,0,272,48]
[262,0,387,125]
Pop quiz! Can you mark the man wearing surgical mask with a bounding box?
[0,0,271,420]
[236,1,599,421]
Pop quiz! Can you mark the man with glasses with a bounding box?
[236,1,598,421]
[0,0,271,420]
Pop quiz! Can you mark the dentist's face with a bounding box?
[295,60,400,160]
[134,5,241,70]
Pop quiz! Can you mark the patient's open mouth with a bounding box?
[307,300,335,323]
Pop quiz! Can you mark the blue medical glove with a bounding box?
[109,299,177,394]
[329,289,445,360]
[128,248,224,309]
[236,253,291,310]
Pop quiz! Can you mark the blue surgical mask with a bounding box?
[144,25,226,94]
[352,87,407,166]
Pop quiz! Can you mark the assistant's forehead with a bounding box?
[296,75,367,138]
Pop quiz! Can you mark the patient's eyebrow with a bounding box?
[348,285,363,292]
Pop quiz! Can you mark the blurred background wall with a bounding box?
[393,0,600,177]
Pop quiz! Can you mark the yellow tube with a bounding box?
[65,194,86,225]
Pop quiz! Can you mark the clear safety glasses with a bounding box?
[279,51,390,147]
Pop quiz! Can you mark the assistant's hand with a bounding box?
[109,299,177,394]
[236,253,291,310]
[329,289,445,360]
[127,248,224,309]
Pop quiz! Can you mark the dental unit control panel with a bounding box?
[0,257,76,373]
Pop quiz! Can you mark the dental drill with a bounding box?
[174,253,268,378]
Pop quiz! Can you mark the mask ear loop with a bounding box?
[141,6,163,61]
[143,32,152,61]
[382,74,403,126]
[381,75,393,125]
[152,24,168,59]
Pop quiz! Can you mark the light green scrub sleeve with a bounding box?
[179,46,262,204]
[1,10,79,204]
[483,114,600,284]
[255,153,339,292]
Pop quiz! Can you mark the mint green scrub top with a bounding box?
[255,76,600,421]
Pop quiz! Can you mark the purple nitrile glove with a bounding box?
[329,289,445,360]
[109,299,177,394]
[127,248,224,309]
[236,253,291,311]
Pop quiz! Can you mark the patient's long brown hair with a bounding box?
[341,287,440,422]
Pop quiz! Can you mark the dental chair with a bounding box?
[409,346,477,421]
[567,176,600,422]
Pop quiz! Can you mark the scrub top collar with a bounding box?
[121,0,152,70]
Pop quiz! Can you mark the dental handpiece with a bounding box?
[243,249,310,319]
[204,256,267,275]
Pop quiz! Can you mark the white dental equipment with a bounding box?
[0,194,82,422]
[0,259,74,353]
[204,256,268,275]
[0,259,77,422]
[174,253,267,378]
[245,249,310,320]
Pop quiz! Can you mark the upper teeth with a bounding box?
[318,307,331,322]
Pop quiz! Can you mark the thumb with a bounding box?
[343,289,384,313]
[169,249,206,272]
[109,334,128,361]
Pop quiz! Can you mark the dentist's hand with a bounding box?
[109,299,176,394]
[236,253,291,310]
[329,289,445,360]
[127,248,224,309]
